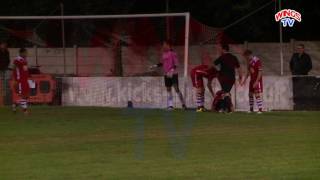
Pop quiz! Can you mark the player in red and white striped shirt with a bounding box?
[12,48,30,114]
[241,50,263,113]
[191,65,217,112]
[190,51,218,112]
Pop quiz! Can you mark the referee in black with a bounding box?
[214,44,243,112]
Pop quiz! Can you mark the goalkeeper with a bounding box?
[150,40,186,110]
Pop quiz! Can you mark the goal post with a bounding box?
[0,12,191,77]
[0,12,225,108]
[184,13,190,77]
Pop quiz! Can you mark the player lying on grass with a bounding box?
[241,49,263,114]
[211,90,230,112]
[150,40,186,110]
[190,64,217,112]
[12,48,30,115]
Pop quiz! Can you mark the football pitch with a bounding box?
[0,107,319,179]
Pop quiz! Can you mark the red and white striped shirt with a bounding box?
[13,56,29,82]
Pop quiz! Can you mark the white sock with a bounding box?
[177,91,185,105]
[20,99,28,109]
[167,91,173,107]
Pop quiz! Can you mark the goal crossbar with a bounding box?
[0,13,189,20]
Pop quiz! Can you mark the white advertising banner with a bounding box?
[62,76,293,110]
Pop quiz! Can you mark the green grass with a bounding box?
[0,107,320,180]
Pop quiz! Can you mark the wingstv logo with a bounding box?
[275,9,302,27]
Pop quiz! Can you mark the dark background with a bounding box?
[0,0,319,43]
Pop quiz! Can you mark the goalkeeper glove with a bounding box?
[166,69,175,78]
[149,64,158,70]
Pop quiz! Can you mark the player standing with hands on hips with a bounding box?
[12,48,30,114]
[241,50,263,114]
[150,40,187,110]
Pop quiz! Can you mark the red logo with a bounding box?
[275,9,302,27]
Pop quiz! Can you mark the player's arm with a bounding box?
[172,52,178,71]
[253,69,262,87]
[21,60,30,79]
[236,67,243,84]
[289,55,294,73]
[253,61,262,87]
[207,78,215,98]
[306,54,312,72]
[214,57,221,66]
[150,52,165,69]
[241,66,250,86]
[23,64,28,71]
[12,61,19,84]
[150,62,162,69]
[235,58,243,84]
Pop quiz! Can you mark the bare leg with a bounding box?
[254,92,263,112]
[249,92,254,112]
[166,87,173,108]
[196,87,205,109]
[174,84,186,108]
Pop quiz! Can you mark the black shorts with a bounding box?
[218,75,235,93]
[164,74,179,87]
